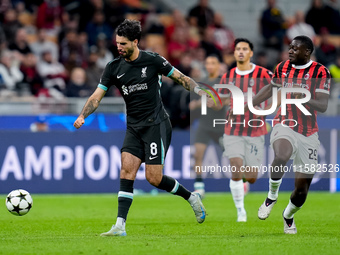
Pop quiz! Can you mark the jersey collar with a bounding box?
[235,63,256,75]
[292,60,313,69]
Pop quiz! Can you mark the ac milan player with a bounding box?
[216,38,272,222]
[239,35,331,234]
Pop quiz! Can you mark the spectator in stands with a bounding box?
[191,47,207,79]
[57,12,79,44]
[324,0,340,34]
[212,12,235,54]
[0,50,23,94]
[36,0,63,35]
[15,1,34,28]
[60,29,87,68]
[120,0,151,13]
[260,0,288,51]
[30,28,59,61]
[86,49,103,90]
[329,53,340,83]
[305,0,328,34]
[255,51,274,71]
[168,26,196,66]
[78,0,104,32]
[175,52,193,77]
[188,0,215,31]
[0,24,6,49]
[328,53,340,95]
[315,28,337,66]
[164,9,188,43]
[144,13,165,35]
[286,11,316,43]
[95,33,114,70]
[66,67,92,97]
[2,8,22,45]
[37,50,67,99]
[104,0,127,29]
[8,27,32,62]
[85,10,113,46]
[200,27,223,62]
[0,0,11,21]
[20,52,43,96]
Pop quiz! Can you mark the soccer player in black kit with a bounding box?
[73,19,206,236]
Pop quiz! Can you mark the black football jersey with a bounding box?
[98,50,174,126]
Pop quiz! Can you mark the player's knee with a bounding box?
[146,173,161,187]
[120,168,134,179]
[246,177,257,184]
[194,152,203,162]
[273,152,290,165]
[231,177,242,181]
[295,187,308,197]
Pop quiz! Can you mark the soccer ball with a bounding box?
[6,189,33,216]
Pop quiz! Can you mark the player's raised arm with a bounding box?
[168,68,205,96]
[73,87,106,129]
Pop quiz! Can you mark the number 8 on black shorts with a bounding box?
[121,118,172,165]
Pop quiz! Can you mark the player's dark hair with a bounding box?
[116,19,142,42]
[293,35,314,54]
[234,38,254,51]
[206,54,221,62]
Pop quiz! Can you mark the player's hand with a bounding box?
[73,116,85,129]
[206,97,216,108]
[292,84,304,99]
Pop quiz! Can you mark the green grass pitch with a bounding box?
[1,192,339,255]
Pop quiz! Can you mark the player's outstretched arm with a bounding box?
[251,84,274,109]
[229,84,273,121]
[73,87,106,129]
[168,68,204,95]
[306,92,329,113]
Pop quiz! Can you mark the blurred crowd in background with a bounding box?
[1,0,340,129]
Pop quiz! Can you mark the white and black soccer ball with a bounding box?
[6,189,33,216]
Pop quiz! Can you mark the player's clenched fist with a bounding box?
[73,116,85,129]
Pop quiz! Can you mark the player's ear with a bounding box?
[133,39,138,46]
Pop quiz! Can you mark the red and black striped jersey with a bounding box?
[219,64,272,137]
[271,60,331,137]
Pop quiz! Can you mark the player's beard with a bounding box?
[123,47,134,60]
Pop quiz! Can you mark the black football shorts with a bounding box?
[121,118,172,165]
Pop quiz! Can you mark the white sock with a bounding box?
[268,178,282,200]
[194,182,205,191]
[229,179,244,212]
[283,200,301,219]
[115,217,126,230]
